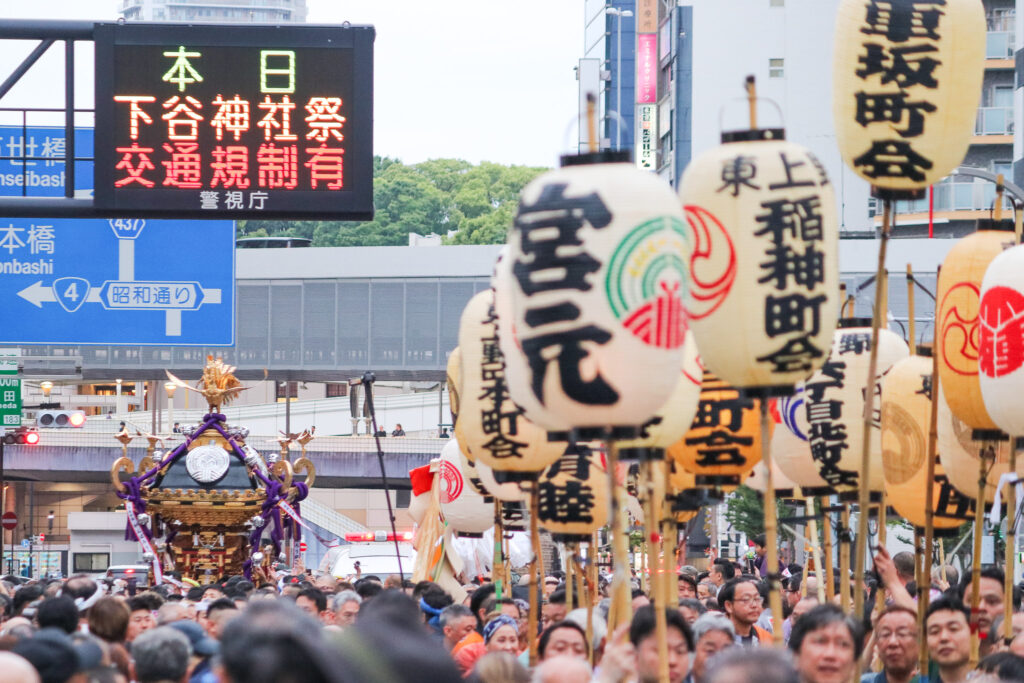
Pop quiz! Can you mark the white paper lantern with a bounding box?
[803,321,909,497]
[679,138,839,392]
[438,441,493,537]
[833,0,985,192]
[617,331,704,460]
[774,386,833,495]
[745,457,797,498]
[536,443,610,542]
[475,459,528,503]
[979,244,1024,436]
[458,290,565,479]
[501,159,687,434]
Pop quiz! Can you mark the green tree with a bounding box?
[724,485,798,545]
[238,156,546,247]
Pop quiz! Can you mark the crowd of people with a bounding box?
[0,541,1021,683]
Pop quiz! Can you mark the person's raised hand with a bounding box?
[594,623,637,683]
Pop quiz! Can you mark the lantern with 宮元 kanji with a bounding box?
[438,440,493,537]
[937,385,1017,505]
[678,134,838,394]
[773,386,833,496]
[500,154,688,436]
[667,373,766,489]
[937,224,1016,435]
[979,242,1024,436]
[536,443,609,542]
[616,331,703,461]
[833,0,985,194]
[458,290,565,480]
[802,320,909,499]
[881,350,971,533]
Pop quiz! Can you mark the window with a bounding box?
[770,0,784,5]
[73,553,109,573]
[992,85,1013,108]
[326,383,348,398]
[276,381,298,401]
[769,58,784,78]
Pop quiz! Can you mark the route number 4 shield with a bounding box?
[53,277,91,313]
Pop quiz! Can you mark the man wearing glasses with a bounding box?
[717,578,771,646]
[861,605,918,683]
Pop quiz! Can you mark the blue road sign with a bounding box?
[0,126,94,198]
[0,218,234,345]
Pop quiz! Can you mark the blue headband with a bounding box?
[419,597,444,629]
[483,614,518,644]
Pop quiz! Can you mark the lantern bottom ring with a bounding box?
[870,187,925,201]
[799,487,836,497]
[836,490,883,504]
[565,426,642,442]
[916,525,970,539]
[970,429,1008,442]
[618,447,666,463]
[695,475,740,488]
[550,533,595,544]
[456,532,485,539]
[492,470,540,485]
[741,385,796,399]
[559,149,632,168]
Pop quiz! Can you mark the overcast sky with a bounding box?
[0,0,584,168]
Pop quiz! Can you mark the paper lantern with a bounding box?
[458,290,565,480]
[501,158,687,434]
[979,243,1024,436]
[937,227,1016,433]
[746,409,798,499]
[617,331,704,460]
[475,459,528,504]
[833,0,985,192]
[938,386,1016,504]
[773,386,833,495]
[667,373,765,488]
[679,138,838,392]
[803,321,909,497]
[667,461,719,522]
[438,440,493,537]
[881,352,970,533]
[536,443,610,542]
[446,347,462,425]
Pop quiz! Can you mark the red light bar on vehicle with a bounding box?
[344,531,414,542]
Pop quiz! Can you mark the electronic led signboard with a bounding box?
[94,23,374,219]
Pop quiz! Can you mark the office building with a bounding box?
[118,0,308,23]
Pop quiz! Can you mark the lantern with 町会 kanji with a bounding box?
[833,0,985,193]
[678,136,839,394]
[438,440,493,537]
[802,321,909,498]
[773,386,833,496]
[536,443,609,542]
[458,290,565,480]
[937,225,1016,435]
[979,242,1024,437]
[881,351,972,533]
[667,373,766,489]
[500,155,688,435]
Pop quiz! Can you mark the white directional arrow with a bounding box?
[18,280,101,308]
[17,281,54,308]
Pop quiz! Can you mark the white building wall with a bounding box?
[684,0,872,233]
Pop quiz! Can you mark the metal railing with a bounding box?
[976,107,1014,135]
[902,179,1014,214]
[987,31,1015,59]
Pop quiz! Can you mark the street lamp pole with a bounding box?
[607,7,633,150]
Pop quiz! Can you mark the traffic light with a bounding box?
[2,428,40,445]
[37,410,86,428]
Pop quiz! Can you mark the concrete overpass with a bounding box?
[2,432,445,490]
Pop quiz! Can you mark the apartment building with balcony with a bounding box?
[118,0,308,23]
[888,0,1017,237]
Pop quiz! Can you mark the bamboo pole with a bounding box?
[823,496,836,603]
[969,447,991,667]
[607,439,633,633]
[664,499,679,603]
[874,491,888,614]
[746,75,758,130]
[566,542,575,613]
[528,483,542,667]
[919,274,942,673]
[587,533,598,665]
[855,198,893,619]
[907,264,916,354]
[643,461,669,683]
[1005,446,1017,643]
[760,401,785,645]
[493,499,504,600]
[840,505,851,613]
[805,497,825,604]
